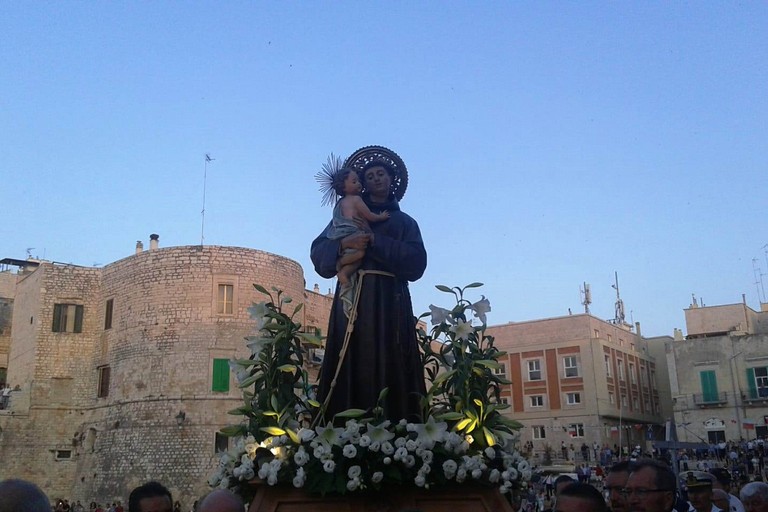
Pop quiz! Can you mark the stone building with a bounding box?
[488,313,670,460]
[668,298,768,443]
[0,239,332,506]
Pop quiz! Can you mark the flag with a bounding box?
[744,419,756,430]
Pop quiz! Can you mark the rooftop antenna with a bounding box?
[25,248,35,258]
[612,271,626,325]
[752,258,766,303]
[580,282,591,314]
[201,153,214,245]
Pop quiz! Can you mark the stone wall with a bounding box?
[0,245,331,508]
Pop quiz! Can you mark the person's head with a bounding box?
[554,483,608,512]
[361,160,395,202]
[605,461,636,512]
[683,472,714,512]
[128,482,172,512]
[555,474,577,496]
[624,459,676,512]
[709,468,732,492]
[197,490,243,512]
[712,489,730,511]
[741,482,768,512]
[332,168,361,197]
[0,479,51,512]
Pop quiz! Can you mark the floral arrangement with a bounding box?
[208,283,530,500]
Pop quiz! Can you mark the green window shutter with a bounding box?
[74,305,84,333]
[52,304,62,332]
[700,370,718,401]
[747,368,757,400]
[212,359,230,392]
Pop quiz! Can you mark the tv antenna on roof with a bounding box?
[580,282,591,314]
[612,271,626,325]
[201,153,214,246]
[752,257,766,303]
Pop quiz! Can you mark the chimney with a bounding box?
[313,283,320,293]
[135,241,144,254]
[149,234,159,251]
[635,322,641,338]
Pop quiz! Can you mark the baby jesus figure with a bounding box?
[328,167,390,286]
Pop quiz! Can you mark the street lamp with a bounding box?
[175,410,186,427]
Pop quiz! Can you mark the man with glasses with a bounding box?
[605,461,636,512]
[623,459,677,512]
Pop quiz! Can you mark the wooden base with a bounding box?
[248,483,514,512]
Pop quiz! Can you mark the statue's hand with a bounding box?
[340,232,370,251]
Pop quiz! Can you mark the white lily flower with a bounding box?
[244,336,271,358]
[450,319,474,341]
[366,421,395,443]
[315,424,344,447]
[228,360,253,385]
[412,416,448,450]
[429,305,452,325]
[247,302,271,329]
[470,296,491,324]
[298,428,316,442]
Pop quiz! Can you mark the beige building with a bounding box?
[668,299,768,443]
[488,313,670,461]
[0,239,331,506]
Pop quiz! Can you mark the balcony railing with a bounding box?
[743,388,768,405]
[692,392,728,407]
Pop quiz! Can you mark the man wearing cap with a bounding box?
[710,468,746,512]
[683,471,722,512]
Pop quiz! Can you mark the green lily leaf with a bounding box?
[333,409,367,418]
[219,425,246,437]
[260,426,286,436]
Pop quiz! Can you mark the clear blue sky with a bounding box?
[2,2,766,337]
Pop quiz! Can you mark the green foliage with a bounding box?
[418,284,522,449]
[220,285,320,443]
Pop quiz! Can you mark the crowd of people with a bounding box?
[0,480,244,512]
[517,441,768,512]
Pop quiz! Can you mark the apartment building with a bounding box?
[669,299,768,443]
[488,313,669,458]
